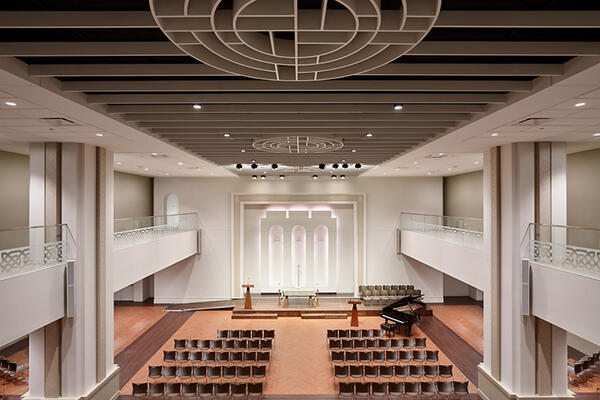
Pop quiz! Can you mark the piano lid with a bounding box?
[381,294,425,311]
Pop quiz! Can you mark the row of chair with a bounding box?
[359,285,417,292]
[332,350,439,364]
[327,329,385,339]
[570,352,600,383]
[132,382,263,397]
[216,330,275,339]
[148,365,266,381]
[329,338,427,351]
[0,357,27,383]
[334,364,453,380]
[164,351,271,364]
[339,381,468,397]
[175,339,273,351]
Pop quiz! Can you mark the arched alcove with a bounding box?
[314,224,329,287]
[268,225,284,287]
[291,225,306,288]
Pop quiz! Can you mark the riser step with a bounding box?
[231,313,278,319]
[301,313,348,319]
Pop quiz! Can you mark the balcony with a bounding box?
[112,213,199,291]
[527,224,600,346]
[0,225,75,346]
[399,213,486,291]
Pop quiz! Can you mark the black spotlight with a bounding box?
[252,175,258,180]
[355,163,362,169]
[236,163,243,169]
[271,163,278,169]
[342,163,349,169]
[312,175,318,180]
[251,163,258,169]
[332,163,339,169]
[318,163,326,169]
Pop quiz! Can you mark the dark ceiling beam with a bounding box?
[137,121,458,128]
[0,11,157,28]
[122,113,471,122]
[153,128,444,135]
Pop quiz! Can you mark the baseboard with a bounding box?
[423,296,444,303]
[154,297,233,304]
[478,365,574,400]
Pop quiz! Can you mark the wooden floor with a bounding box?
[429,302,484,354]
[114,302,167,355]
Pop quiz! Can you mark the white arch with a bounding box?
[268,225,284,287]
[291,225,306,288]
[314,224,329,287]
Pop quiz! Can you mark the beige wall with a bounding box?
[114,172,153,219]
[443,170,483,218]
[567,148,600,230]
[0,150,29,229]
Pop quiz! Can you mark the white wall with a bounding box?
[153,177,444,303]
[443,274,470,296]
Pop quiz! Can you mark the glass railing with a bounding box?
[113,212,199,250]
[528,223,600,280]
[0,224,75,280]
[399,212,484,248]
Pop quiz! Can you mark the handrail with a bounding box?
[113,212,197,223]
[113,213,199,250]
[400,211,484,224]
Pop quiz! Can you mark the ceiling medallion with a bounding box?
[252,136,344,154]
[150,0,441,81]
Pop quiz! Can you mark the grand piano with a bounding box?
[380,295,426,337]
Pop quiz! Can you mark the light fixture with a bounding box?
[355,163,362,169]
[393,104,403,111]
[223,132,231,137]
[594,133,600,137]
[96,133,103,137]
[342,163,349,169]
[332,163,339,169]
[448,168,452,171]
[332,175,337,179]
[236,163,243,169]
[260,175,266,180]
[196,168,201,171]
[251,163,258,169]
[241,149,246,152]
[193,104,202,110]
[143,168,149,171]
[151,152,158,156]
[313,175,318,180]
[575,102,586,107]
[318,163,326,169]
[252,175,257,180]
[116,161,122,165]
[164,172,169,176]
[474,161,480,165]
[427,172,432,176]
[271,163,278,169]
[340,175,346,179]
[365,132,374,137]
[5,101,16,107]
[251,159,256,163]
[280,175,285,179]
[395,168,400,171]
[352,149,357,153]
[491,133,499,137]
[177,162,184,165]
[413,161,418,165]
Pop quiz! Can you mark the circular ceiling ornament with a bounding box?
[150,0,441,81]
[252,136,344,154]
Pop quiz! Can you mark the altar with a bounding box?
[280,287,319,308]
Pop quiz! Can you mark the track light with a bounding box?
[355,163,362,169]
[236,163,243,169]
[313,175,318,180]
[252,175,257,180]
[365,132,373,137]
[251,163,258,169]
[332,175,337,179]
[260,175,266,180]
[394,104,403,111]
[193,104,202,110]
[223,132,231,137]
[318,163,326,169]
[280,175,285,179]
[271,163,278,169]
[332,163,339,169]
[342,163,349,169]
[340,175,346,179]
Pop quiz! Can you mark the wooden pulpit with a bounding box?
[348,300,361,327]
[243,284,254,310]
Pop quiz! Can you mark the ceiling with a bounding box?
[0,0,600,177]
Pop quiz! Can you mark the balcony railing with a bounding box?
[0,224,75,280]
[113,212,199,250]
[528,223,600,280]
[399,212,484,248]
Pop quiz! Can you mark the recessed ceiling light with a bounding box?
[383,172,387,175]
[280,175,285,179]
[151,152,158,156]
[260,175,266,180]
[413,161,418,165]
[252,175,257,180]
[474,161,480,165]
[395,168,400,171]
[96,133,103,137]
[5,101,16,107]
[491,133,499,137]
[448,168,452,171]
[223,132,231,137]
[143,168,149,171]
[427,172,432,176]
[365,132,374,137]
[116,161,122,165]
[352,149,357,153]
[177,162,184,165]
[393,104,403,111]
[332,175,337,179]
[164,172,169,176]
[210,172,214,176]
[594,133,600,137]
[313,175,318,180]
[575,102,586,107]
[197,168,202,171]
[340,175,346,179]
[241,149,246,152]
[193,104,202,110]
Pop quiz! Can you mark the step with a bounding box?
[231,312,278,319]
[301,313,348,319]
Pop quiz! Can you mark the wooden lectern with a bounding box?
[242,284,254,310]
[348,300,361,327]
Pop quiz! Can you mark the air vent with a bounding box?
[151,154,169,159]
[40,117,79,126]
[511,117,551,126]
[426,153,447,159]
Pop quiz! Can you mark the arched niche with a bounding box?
[313,224,329,287]
[165,193,179,228]
[268,225,284,287]
[291,225,306,288]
